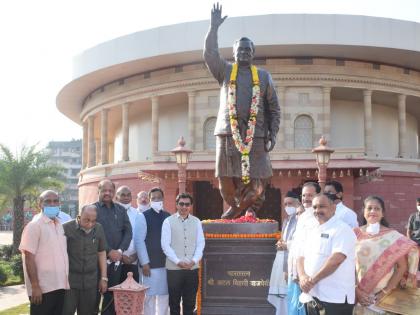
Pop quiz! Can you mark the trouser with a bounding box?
[219,177,268,218]
[97,262,122,315]
[305,297,354,315]
[167,269,199,315]
[120,263,140,283]
[62,287,97,315]
[144,295,169,315]
[29,289,65,315]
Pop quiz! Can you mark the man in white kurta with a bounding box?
[116,186,140,282]
[134,188,170,315]
[161,193,205,315]
[324,181,358,228]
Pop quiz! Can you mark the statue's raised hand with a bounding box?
[211,2,227,28]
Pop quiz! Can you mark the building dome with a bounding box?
[57,14,420,230]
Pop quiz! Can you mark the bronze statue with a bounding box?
[204,3,281,219]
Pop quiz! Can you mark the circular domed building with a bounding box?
[57,14,420,231]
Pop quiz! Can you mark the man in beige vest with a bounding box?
[161,193,205,315]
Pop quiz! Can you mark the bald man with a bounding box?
[116,185,140,282]
[94,179,132,315]
[62,204,108,315]
[19,190,69,315]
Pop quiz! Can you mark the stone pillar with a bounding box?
[95,139,101,166]
[122,103,130,161]
[398,94,407,158]
[323,87,331,141]
[151,96,160,153]
[277,86,286,149]
[363,90,373,156]
[82,121,88,169]
[188,92,196,150]
[100,109,109,164]
[87,115,95,168]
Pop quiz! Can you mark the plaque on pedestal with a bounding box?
[200,222,279,315]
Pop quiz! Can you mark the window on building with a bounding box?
[294,115,313,149]
[204,117,217,150]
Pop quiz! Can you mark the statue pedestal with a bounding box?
[200,222,279,315]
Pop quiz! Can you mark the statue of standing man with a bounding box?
[204,3,281,219]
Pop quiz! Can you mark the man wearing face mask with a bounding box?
[19,190,69,315]
[324,181,358,228]
[94,179,132,315]
[137,191,150,213]
[62,204,108,315]
[268,191,300,315]
[115,186,140,282]
[407,197,420,269]
[134,187,170,315]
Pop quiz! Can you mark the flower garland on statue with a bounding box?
[227,63,260,184]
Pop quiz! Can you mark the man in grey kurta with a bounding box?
[203,4,280,219]
[268,191,299,315]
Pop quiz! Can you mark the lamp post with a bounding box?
[312,136,334,191]
[171,136,192,194]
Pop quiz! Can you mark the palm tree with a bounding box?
[0,144,64,254]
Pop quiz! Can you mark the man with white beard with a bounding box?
[137,191,150,213]
[115,186,139,282]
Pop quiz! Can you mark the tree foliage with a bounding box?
[0,144,64,253]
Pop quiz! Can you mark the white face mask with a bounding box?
[417,206,420,212]
[366,222,380,235]
[138,204,149,212]
[285,206,296,216]
[81,227,93,234]
[305,207,314,214]
[150,201,163,212]
[117,202,131,210]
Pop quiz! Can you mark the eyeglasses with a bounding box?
[178,202,191,207]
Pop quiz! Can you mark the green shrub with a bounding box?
[0,245,13,260]
[10,255,23,280]
[0,263,8,284]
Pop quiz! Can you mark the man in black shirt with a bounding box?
[94,179,132,315]
[62,204,108,315]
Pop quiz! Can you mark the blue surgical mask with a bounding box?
[43,206,60,219]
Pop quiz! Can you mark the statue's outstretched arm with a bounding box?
[204,3,228,85]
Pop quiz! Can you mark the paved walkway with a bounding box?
[0,284,28,311]
[0,231,12,246]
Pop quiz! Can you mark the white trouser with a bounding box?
[144,295,169,315]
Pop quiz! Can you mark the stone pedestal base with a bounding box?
[200,223,279,315]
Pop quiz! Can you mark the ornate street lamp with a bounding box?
[171,136,192,194]
[312,136,334,191]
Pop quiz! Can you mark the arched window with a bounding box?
[204,117,217,150]
[294,115,313,149]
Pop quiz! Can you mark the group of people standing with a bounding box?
[270,181,420,315]
[19,179,204,315]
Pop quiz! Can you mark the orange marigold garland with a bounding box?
[197,260,202,315]
[227,63,260,184]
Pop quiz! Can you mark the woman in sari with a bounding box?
[354,196,418,314]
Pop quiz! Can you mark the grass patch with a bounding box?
[0,303,29,315]
[0,261,23,286]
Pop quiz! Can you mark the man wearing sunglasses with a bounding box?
[161,193,205,315]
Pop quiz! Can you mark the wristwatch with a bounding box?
[101,277,108,282]
[117,249,123,254]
